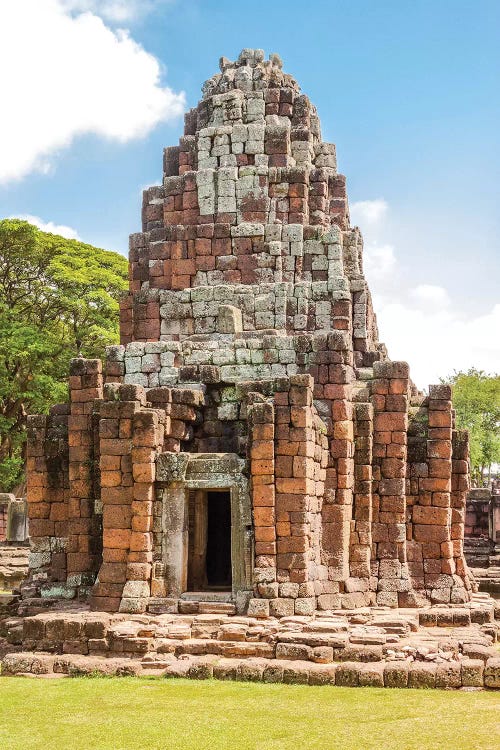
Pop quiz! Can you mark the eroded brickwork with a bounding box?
[24,49,475,614]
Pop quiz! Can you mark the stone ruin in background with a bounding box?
[23,49,477,617]
[464,480,500,594]
[0,494,29,592]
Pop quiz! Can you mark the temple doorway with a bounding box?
[187,489,232,591]
[206,491,232,588]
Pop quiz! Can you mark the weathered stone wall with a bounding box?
[26,406,69,593]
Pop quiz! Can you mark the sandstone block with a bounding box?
[408,662,437,688]
[460,659,484,687]
[484,658,500,688]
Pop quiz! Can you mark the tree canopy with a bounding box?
[443,368,500,485]
[0,219,128,491]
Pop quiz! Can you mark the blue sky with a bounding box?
[0,0,498,386]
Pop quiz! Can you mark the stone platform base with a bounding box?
[2,650,499,689]
[1,595,499,690]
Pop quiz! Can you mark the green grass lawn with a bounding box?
[0,677,498,750]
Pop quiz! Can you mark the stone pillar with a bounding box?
[452,429,473,593]
[0,494,13,542]
[272,375,326,616]
[248,394,277,598]
[371,361,410,607]
[120,409,164,612]
[321,331,355,595]
[90,391,138,612]
[26,408,69,590]
[67,358,103,594]
[417,385,456,602]
[349,401,374,603]
[162,484,188,597]
[191,490,208,590]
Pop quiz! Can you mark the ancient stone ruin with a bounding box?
[24,48,476,618]
[464,482,500,593]
[0,494,29,592]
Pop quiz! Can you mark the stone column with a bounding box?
[451,429,473,596]
[371,361,410,607]
[67,358,103,595]
[191,490,208,590]
[321,330,355,600]
[248,395,276,613]
[26,408,69,591]
[349,401,374,605]
[162,484,188,597]
[90,391,138,612]
[120,409,164,612]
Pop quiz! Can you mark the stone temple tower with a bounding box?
[25,50,474,615]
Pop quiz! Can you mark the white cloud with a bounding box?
[0,0,185,185]
[376,298,500,389]
[11,214,81,240]
[350,198,388,225]
[352,198,500,387]
[363,243,396,280]
[61,1,171,23]
[409,284,451,310]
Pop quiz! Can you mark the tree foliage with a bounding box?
[0,219,128,491]
[443,368,500,485]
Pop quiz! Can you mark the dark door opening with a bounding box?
[206,491,232,589]
[187,489,232,591]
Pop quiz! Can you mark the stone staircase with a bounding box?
[148,591,236,616]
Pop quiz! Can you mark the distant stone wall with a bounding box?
[464,483,500,568]
[0,499,7,542]
[0,494,28,544]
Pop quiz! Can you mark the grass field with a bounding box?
[0,676,498,750]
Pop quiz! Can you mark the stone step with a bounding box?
[147,598,177,615]
[180,591,233,602]
[179,600,236,616]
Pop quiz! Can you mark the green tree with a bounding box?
[443,368,500,485]
[0,219,128,491]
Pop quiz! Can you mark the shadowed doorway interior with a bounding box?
[187,489,232,591]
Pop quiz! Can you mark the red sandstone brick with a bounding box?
[413,506,450,525]
[132,516,152,532]
[251,441,274,460]
[251,459,275,475]
[129,532,152,552]
[132,463,155,483]
[103,528,131,549]
[253,507,276,526]
[374,413,407,432]
[252,485,275,506]
[255,526,276,542]
[428,411,452,428]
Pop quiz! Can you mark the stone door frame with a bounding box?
[155,453,253,602]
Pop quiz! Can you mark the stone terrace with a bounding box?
[2,596,499,689]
